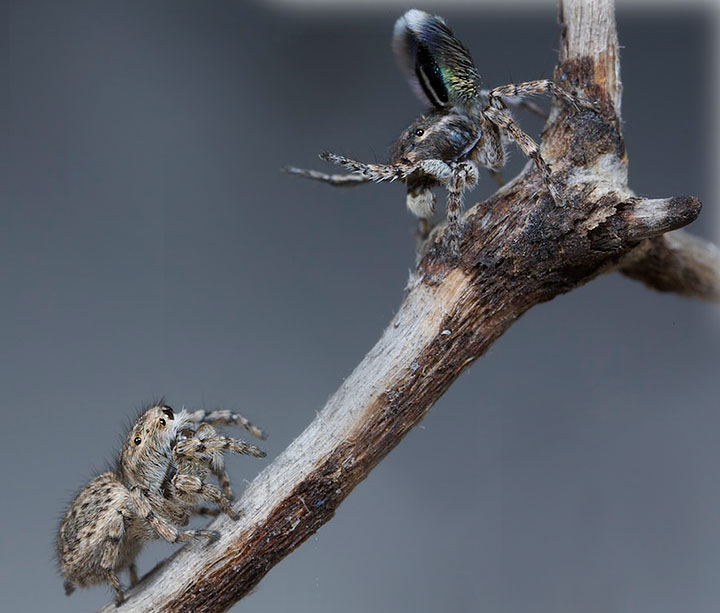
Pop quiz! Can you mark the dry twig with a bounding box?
[101,0,718,610]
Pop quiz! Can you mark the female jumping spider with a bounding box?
[286,9,596,253]
[56,403,266,605]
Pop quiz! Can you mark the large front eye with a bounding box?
[159,418,166,426]
[134,437,142,445]
[179,428,194,441]
[415,128,424,137]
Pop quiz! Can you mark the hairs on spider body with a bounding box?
[285,9,597,255]
[56,403,266,606]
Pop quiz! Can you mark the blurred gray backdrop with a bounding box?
[2,1,719,611]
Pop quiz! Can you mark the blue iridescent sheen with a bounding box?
[392,9,480,109]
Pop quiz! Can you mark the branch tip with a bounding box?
[624,196,702,241]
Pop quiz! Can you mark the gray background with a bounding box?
[2,1,719,611]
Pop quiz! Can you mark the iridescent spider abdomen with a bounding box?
[56,403,266,605]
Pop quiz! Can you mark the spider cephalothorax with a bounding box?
[286,9,595,254]
[57,403,266,606]
[387,108,481,221]
[389,110,481,167]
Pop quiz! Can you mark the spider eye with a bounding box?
[159,418,166,426]
[179,428,194,441]
[415,129,424,137]
[134,437,142,446]
[162,406,174,420]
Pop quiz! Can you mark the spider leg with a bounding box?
[320,152,416,182]
[99,510,127,605]
[414,159,454,183]
[489,169,505,188]
[183,413,264,498]
[175,433,266,459]
[129,486,219,544]
[181,447,235,499]
[480,89,548,119]
[484,107,565,206]
[212,465,234,499]
[173,473,240,521]
[165,455,234,500]
[418,217,430,239]
[475,120,506,174]
[402,161,455,243]
[487,79,597,112]
[105,569,124,606]
[186,409,266,440]
[476,122,505,188]
[128,563,138,588]
[446,171,465,256]
[283,166,372,187]
[444,162,477,256]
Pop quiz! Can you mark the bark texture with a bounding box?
[100,1,717,611]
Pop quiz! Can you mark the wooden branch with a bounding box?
[100,1,715,611]
[621,231,720,301]
[558,0,622,112]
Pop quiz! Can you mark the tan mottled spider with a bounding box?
[57,404,266,605]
